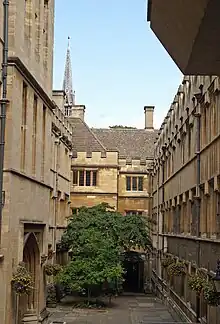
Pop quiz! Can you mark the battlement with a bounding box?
[71,151,118,166]
[118,157,153,168]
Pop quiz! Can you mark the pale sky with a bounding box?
[53,0,183,130]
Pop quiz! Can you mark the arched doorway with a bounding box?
[17,232,40,323]
[122,251,145,293]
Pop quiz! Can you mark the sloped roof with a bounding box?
[71,118,106,156]
[92,128,158,160]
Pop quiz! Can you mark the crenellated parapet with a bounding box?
[119,158,153,173]
[71,151,118,167]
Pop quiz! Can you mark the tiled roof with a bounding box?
[71,118,106,156]
[92,128,158,160]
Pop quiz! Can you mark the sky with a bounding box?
[53,0,183,130]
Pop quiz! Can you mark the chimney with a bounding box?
[70,105,85,121]
[144,106,154,130]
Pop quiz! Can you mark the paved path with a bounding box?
[48,295,183,324]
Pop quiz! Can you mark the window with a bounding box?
[41,106,46,179]
[21,83,28,170]
[35,0,41,58]
[43,0,49,68]
[73,170,97,186]
[126,210,143,216]
[32,95,38,174]
[126,176,144,191]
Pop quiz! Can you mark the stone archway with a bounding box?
[18,232,40,324]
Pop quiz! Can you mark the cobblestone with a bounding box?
[48,295,183,324]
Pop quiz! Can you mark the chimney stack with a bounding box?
[144,106,154,130]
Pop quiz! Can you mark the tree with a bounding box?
[57,203,152,300]
[109,125,137,129]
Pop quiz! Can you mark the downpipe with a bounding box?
[194,103,201,323]
[0,0,9,245]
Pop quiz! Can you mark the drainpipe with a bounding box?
[53,139,60,264]
[156,166,159,274]
[194,100,201,323]
[161,160,165,279]
[0,0,9,245]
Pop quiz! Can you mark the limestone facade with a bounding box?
[69,111,157,216]
[151,75,220,324]
[0,1,72,324]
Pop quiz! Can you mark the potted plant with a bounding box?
[167,261,186,277]
[11,264,34,295]
[188,274,206,295]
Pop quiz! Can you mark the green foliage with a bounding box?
[11,264,34,295]
[203,282,220,306]
[46,283,57,306]
[161,256,174,268]
[44,263,62,276]
[167,261,186,277]
[61,203,152,252]
[188,274,206,294]
[57,203,152,297]
[109,125,137,129]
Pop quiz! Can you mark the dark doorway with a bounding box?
[122,251,144,293]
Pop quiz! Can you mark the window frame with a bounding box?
[72,169,98,187]
[126,175,144,192]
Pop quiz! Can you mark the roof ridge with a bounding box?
[78,119,107,151]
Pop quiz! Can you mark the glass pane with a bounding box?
[92,171,97,186]
[132,177,137,191]
[73,170,78,185]
[86,171,91,186]
[126,177,131,191]
[138,177,143,191]
[79,171,84,186]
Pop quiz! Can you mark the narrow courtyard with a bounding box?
[48,295,182,324]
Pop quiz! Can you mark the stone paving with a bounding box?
[48,294,184,324]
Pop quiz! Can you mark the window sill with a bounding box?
[73,185,98,188]
[125,190,144,193]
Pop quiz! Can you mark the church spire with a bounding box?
[63,37,75,107]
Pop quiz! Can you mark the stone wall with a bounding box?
[151,75,220,324]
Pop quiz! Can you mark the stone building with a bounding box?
[151,75,220,323]
[70,110,156,215]
[58,42,157,218]
[0,1,72,324]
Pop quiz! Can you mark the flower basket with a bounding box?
[161,257,174,268]
[188,275,206,295]
[167,261,186,277]
[44,263,62,276]
[203,282,220,306]
[11,265,34,295]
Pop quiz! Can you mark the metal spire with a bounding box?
[63,36,75,107]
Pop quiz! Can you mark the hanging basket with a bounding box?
[203,282,220,306]
[11,265,34,295]
[188,274,206,295]
[44,263,62,276]
[161,257,174,268]
[167,261,186,277]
